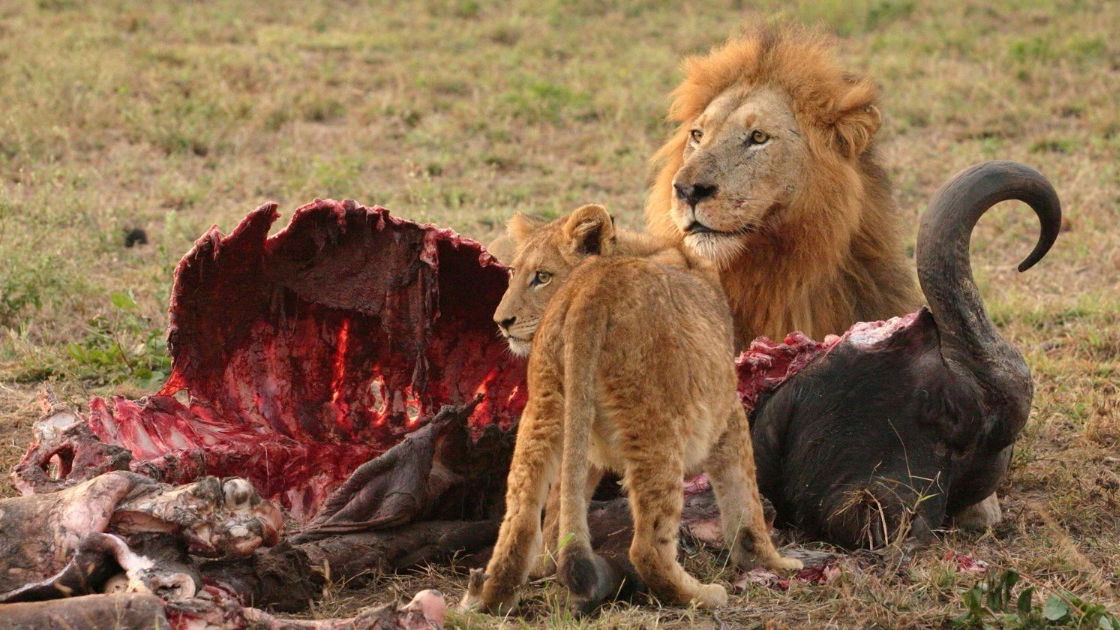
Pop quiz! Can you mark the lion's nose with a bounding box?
[497,316,516,331]
[674,182,719,207]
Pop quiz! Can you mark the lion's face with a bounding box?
[493,205,615,356]
[493,226,570,357]
[669,86,810,267]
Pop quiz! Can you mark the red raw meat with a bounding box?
[735,331,836,410]
[734,313,923,412]
[943,551,989,575]
[85,200,526,520]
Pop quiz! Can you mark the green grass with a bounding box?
[1,0,1118,626]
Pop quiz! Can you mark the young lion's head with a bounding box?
[647,24,883,268]
[492,204,615,356]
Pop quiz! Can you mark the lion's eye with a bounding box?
[689,129,703,143]
[748,130,770,145]
[531,270,552,287]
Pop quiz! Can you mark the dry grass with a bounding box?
[1,0,1117,626]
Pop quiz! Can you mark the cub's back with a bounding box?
[534,255,739,414]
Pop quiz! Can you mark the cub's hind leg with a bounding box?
[626,456,727,608]
[555,404,620,613]
[706,407,802,572]
[464,398,562,614]
[534,464,604,579]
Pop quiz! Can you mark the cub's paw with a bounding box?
[457,568,488,612]
[458,568,519,615]
[692,583,728,608]
[559,548,623,616]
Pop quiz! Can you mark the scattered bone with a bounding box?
[111,475,282,556]
[0,532,195,604]
[734,549,841,592]
[165,585,448,630]
[10,400,131,496]
[0,471,280,601]
[0,593,170,629]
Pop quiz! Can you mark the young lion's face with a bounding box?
[492,205,614,356]
[669,86,811,267]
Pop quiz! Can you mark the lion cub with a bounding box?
[462,204,800,614]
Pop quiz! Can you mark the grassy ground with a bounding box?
[1,0,1117,626]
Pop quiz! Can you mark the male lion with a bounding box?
[461,204,800,614]
[648,25,1006,529]
[646,24,918,348]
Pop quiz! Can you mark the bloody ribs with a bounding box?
[78,200,527,521]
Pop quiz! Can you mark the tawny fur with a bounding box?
[646,24,918,348]
[461,205,800,615]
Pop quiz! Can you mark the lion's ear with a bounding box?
[563,204,615,256]
[831,80,881,159]
[507,212,545,244]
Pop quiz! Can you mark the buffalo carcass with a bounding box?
[749,161,1061,548]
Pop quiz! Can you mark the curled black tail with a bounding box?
[917,161,1061,367]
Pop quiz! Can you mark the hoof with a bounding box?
[770,556,804,571]
[955,493,1002,530]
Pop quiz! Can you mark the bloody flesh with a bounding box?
[84,200,526,520]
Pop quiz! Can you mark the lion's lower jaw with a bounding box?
[505,338,532,357]
[683,233,747,269]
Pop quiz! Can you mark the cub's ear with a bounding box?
[507,212,546,244]
[831,79,881,159]
[485,234,516,264]
[563,204,615,256]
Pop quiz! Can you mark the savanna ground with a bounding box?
[0,0,1117,627]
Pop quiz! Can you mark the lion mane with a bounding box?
[646,24,919,346]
